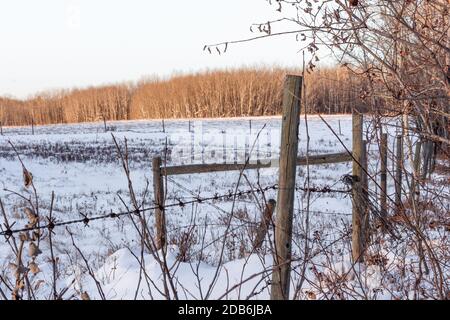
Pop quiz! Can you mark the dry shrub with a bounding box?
[170,229,198,262]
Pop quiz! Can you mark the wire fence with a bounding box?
[0,182,352,238]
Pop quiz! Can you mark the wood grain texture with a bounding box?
[271,75,302,300]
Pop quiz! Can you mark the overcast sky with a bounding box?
[0,0,332,99]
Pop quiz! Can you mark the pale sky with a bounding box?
[0,0,331,99]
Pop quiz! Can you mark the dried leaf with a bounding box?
[23,168,33,188]
[28,242,42,257]
[81,291,91,300]
[24,207,37,222]
[29,262,41,275]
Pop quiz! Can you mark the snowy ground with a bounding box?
[0,115,448,300]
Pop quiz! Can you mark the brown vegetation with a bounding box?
[0,67,366,126]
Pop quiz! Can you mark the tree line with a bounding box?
[0,67,368,126]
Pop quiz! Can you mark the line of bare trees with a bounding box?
[0,67,368,127]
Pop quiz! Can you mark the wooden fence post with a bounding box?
[395,135,403,213]
[351,112,365,263]
[380,133,388,230]
[362,140,370,243]
[152,156,167,251]
[31,119,35,135]
[0,121,3,135]
[271,75,302,300]
[253,199,276,250]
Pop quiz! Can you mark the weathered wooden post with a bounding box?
[271,75,302,300]
[103,116,107,132]
[253,199,276,250]
[338,120,342,136]
[31,118,35,135]
[351,112,365,263]
[152,156,167,251]
[0,121,3,135]
[362,140,369,243]
[162,119,166,133]
[395,135,403,213]
[380,133,388,229]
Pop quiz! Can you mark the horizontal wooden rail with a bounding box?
[160,152,352,176]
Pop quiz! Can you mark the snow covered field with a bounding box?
[0,115,448,300]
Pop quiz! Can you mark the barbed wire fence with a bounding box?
[1,110,446,300]
[0,182,354,238]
